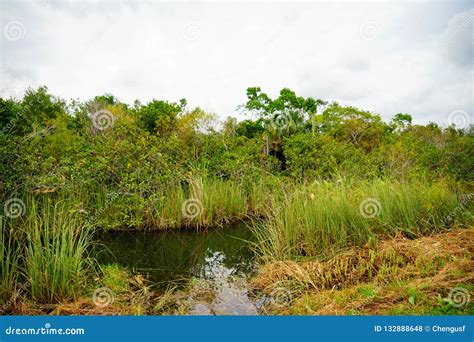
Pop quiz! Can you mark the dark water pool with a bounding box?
[95,224,256,284]
[95,224,260,314]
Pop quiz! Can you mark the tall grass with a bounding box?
[149,177,250,229]
[2,175,471,308]
[24,201,93,303]
[68,176,281,230]
[0,216,21,304]
[253,179,467,260]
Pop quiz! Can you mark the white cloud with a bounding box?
[0,0,472,126]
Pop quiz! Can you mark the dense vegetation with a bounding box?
[0,86,472,311]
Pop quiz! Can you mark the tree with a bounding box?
[321,103,388,151]
[222,117,237,138]
[0,98,24,135]
[243,87,325,171]
[93,93,118,106]
[244,87,324,136]
[235,119,265,139]
[21,86,66,129]
[134,99,187,136]
[390,113,412,132]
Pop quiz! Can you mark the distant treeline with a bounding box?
[1,86,472,195]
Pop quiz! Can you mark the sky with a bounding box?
[0,0,473,127]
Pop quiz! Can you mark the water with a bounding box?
[95,224,260,314]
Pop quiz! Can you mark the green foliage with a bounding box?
[0,98,24,135]
[245,87,322,118]
[244,87,326,136]
[1,85,471,196]
[24,201,92,303]
[93,93,119,106]
[283,133,373,180]
[0,216,21,303]
[390,113,412,132]
[319,103,388,151]
[100,264,131,294]
[253,179,466,260]
[133,98,187,135]
[235,119,265,138]
[22,86,66,129]
[0,85,472,229]
[0,85,472,306]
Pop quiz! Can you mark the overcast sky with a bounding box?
[0,0,473,126]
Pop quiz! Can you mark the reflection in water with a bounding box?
[95,224,259,315]
[188,250,258,315]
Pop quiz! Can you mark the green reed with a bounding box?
[253,179,467,260]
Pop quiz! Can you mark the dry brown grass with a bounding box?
[5,291,178,316]
[253,228,473,290]
[252,228,474,315]
[3,272,176,316]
